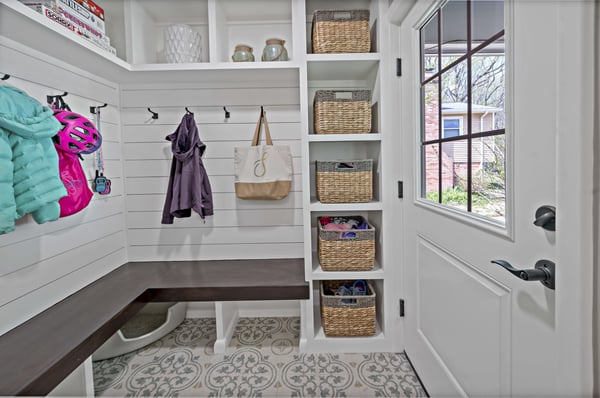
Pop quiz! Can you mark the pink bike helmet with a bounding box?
[53,110,102,154]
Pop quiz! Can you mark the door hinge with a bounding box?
[396,58,402,77]
[398,181,403,198]
[399,299,405,317]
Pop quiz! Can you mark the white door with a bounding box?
[393,0,596,396]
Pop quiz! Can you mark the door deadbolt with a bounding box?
[534,205,555,231]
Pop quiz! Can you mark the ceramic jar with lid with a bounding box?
[232,45,255,62]
[261,38,288,62]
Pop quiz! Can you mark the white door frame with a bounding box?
[387,0,597,395]
[552,1,595,392]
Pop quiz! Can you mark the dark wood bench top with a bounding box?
[0,259,308,396]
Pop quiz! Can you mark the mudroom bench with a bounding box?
[0,259,309,396]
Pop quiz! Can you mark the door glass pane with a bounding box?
[441,141,468,211]
[471,0,504,44]
[472,38,505,132]
[423,144,440,200]
[422,78,440,141]
[418,0,507,224]
[421,13,439,79]
[471,135,506,221]
[441,0,468,59]
[441,60,468,136]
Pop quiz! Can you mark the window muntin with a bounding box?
[420,0,505,223]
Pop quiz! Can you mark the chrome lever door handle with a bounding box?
[491,259,555,290]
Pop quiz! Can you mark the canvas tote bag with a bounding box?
[234,110,292,200]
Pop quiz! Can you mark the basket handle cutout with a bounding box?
[335,162,355,169]
[334,92,353,100]
[333,11,351,19]
[340,231,357,239]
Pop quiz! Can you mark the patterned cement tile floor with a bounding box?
[93,317,428,397]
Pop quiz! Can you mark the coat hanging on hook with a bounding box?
[161,113,213,224]
[0,85,67,234]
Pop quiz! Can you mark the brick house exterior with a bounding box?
[423,84,501,194]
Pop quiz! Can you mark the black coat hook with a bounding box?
[185,107,194,115]
[90,103,108,114]
[223,106,230,119]
[147,107,159,120]
[260,105,264,117]
[46,92,68,105]
[1,74,9,81]
[47,93,70,111]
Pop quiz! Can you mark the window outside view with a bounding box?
[420,0,506,223]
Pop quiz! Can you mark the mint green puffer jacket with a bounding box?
[0,86,67,235]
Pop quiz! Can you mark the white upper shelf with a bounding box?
[0,0,380,84]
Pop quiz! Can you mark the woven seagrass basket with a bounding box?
[316,160,373,203]
[317,215,375,271]
[312,9,370,54]
[320,280,376,337]
[314,90,371,134]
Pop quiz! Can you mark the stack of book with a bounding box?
[20,0,117,56]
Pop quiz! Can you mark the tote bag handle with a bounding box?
[251,107,273,146]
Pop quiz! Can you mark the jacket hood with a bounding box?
[0,86,61,139]
[166,113,206,161]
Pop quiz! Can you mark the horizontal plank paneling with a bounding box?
[123,122,302,143]
[124,158,303,177]
[0,214,125,277]
[127,209,304,229]
[121,82,302,261]
[121,87,300,108]
[1,195,123,248]
[0,232,126,306]
[125,175,302,194]
[128,226,303,246]
[0,247,126,338]
[82,159,123,180]
[123,140,302,160]
[128,243,304,262]
[127,192,303,212]
[0,43,127,337]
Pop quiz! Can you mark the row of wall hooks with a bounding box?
[1,80,109,114]
[146,106,232,121]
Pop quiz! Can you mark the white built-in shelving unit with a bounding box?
[0,0,397,356]
[299,0,393,353]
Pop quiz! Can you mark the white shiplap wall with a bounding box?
[0,41,127,336]
[121,81,303,261]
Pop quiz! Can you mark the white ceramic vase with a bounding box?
[164,24,201,63]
